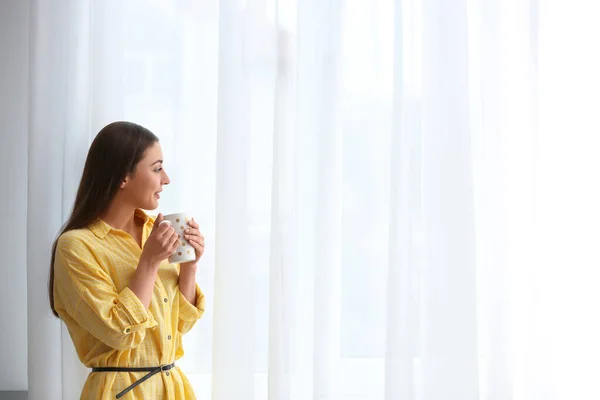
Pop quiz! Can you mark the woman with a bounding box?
[49,121,205,399]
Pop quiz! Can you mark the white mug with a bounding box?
[159,212,196,264]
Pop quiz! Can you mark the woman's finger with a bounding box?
[161,227,176,245]
[189,235,204,245]
[151,213,164,232]
[184,228,203,237]
[170,231,180,245]
[188,238,205,250]
[184,230,204,243]
[154,220,172,238]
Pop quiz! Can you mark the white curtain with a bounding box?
[24,0,599,399]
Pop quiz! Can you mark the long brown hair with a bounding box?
[49,121,159,317]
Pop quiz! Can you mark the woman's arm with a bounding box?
[177,263,205,335]
[129,259,160,309]
[132,215,181,308]
[178,263,198,305]
[54,234,158,350]
[176,218,205,334]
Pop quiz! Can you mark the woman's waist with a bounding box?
[82,348,175,370]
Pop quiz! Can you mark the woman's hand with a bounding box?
[139,213,180,266]
[180,218,205,267]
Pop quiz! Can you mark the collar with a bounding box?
[89,209,150,239]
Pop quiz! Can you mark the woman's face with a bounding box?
[122,142,170,210]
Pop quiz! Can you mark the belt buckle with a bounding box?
[160,364,171,372]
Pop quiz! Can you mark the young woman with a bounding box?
[49,121,205,399]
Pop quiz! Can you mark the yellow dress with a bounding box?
[53,209,205,399]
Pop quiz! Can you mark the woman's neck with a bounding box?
[100,200,140,234]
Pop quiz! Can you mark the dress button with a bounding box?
[167,335,172,340]
[125,328,131,333]
[164,298,168,303]
[166,372,170,376]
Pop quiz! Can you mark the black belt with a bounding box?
[92,363,175,399]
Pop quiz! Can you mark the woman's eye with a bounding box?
[154,168,163,172]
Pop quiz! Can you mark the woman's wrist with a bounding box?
[138,256,161,272]
[180,262,198,272]
[178,263,198,304]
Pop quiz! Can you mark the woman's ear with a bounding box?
[120,177,128,189]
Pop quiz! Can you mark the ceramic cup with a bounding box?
[159,212,196,264]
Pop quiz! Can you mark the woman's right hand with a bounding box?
[139,213,180,266]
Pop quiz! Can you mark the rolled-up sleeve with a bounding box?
[177,284,205,334]
[54,234,157,350]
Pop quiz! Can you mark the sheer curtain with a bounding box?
[24,0,553,399]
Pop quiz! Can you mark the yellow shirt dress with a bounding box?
[53,210,205,399]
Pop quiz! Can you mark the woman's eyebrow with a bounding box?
[151,160,163,166]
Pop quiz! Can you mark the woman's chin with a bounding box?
[142,199,159,211]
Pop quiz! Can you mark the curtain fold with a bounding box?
[385,0,417,397]
[420,0,479,397]
[212,0,255,397]
[267,1,296,398]
[28,1,92,398]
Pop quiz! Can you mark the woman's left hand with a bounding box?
[180,218,205,267]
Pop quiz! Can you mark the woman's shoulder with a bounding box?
[56,227,99,251]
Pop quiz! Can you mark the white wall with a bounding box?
[0,0,29,391]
